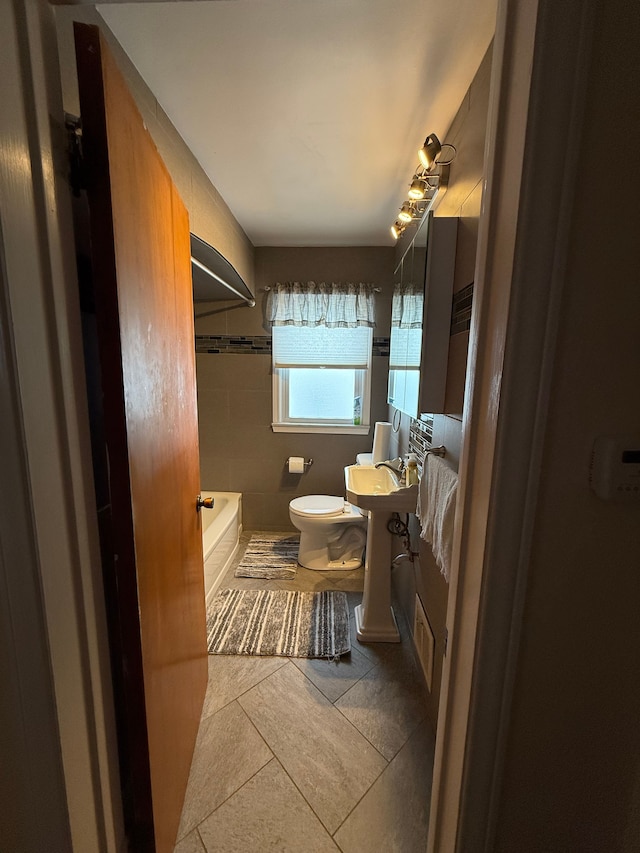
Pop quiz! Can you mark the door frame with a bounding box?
[0,13,73,838]
[2,0,598,850]
[427,0,597,849]
[0,0,123,850]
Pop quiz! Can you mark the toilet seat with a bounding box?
[289,494,346,518]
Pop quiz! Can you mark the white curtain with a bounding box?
[266,282,376,328]
[391,282,423,329]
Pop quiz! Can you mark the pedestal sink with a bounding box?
[344,465,417,642]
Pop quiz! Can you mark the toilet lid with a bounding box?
[290,495,345,517]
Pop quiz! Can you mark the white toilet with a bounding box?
[289,495,367,570]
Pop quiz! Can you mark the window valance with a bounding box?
[266,282,376,328]
[391,282,424,330]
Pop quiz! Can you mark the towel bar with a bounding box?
[425,444,446,457]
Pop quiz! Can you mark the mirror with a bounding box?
[387,212,458,417]
[387,214,430,418]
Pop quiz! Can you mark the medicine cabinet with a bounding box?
[387,212,458,418]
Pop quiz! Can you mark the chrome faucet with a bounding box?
[374,458,405,485]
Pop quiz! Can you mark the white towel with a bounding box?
[417,454,458,582]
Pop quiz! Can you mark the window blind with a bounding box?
[272,325,372,368]
[389,327,422,369]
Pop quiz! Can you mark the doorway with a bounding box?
[3,0,606,850]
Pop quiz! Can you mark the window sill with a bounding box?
[271,423,371,435]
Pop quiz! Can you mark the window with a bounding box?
[271,325,373,434]
[267,281,376,434]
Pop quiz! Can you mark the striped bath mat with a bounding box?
[233,533,299,580]
[207,588,350,658]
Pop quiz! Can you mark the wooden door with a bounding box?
[74,23,208,852]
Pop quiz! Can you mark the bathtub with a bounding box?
[200,491,242,603]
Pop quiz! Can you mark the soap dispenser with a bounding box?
[406,453,419,486]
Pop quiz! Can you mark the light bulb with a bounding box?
[390,221,404,240]
[418,134,442,170]
[408,178,426,200]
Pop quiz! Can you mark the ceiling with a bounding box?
[98,0,496,247]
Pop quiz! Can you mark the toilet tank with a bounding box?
[356,452,373,465]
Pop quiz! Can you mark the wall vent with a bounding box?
[413,594,435,691]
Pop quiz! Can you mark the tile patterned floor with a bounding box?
[174,532,436,853]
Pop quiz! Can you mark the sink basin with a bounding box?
[345,464,399,494]
[344,465,417,513]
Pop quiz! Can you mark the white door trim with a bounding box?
[427,0,597,850]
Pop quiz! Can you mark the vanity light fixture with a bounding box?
[408,177,427,200]
[398,202,416,223]
[390,220,406,240]
[418,134,441,169]
[418,133,457,171]
[390,194,430,239]
[390,130,457,240]
[408,173,439,200]
[391,199,428,239]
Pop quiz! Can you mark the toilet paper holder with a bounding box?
[287,457,314,473]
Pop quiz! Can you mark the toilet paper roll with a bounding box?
[288,456,305,474]
[372,422,392,465]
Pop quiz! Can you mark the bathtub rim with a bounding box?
[200,490,242,603]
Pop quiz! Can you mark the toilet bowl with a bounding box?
[289,495,367,570]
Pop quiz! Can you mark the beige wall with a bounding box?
[55,6,255,292]
[196,247,395,529]
[390,45,492,729]
[493,1,640,848]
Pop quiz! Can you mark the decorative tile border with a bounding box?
[195,334,271,354]
[195,334,391,356]
[451,282,474,335]
[373,337,390,357]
